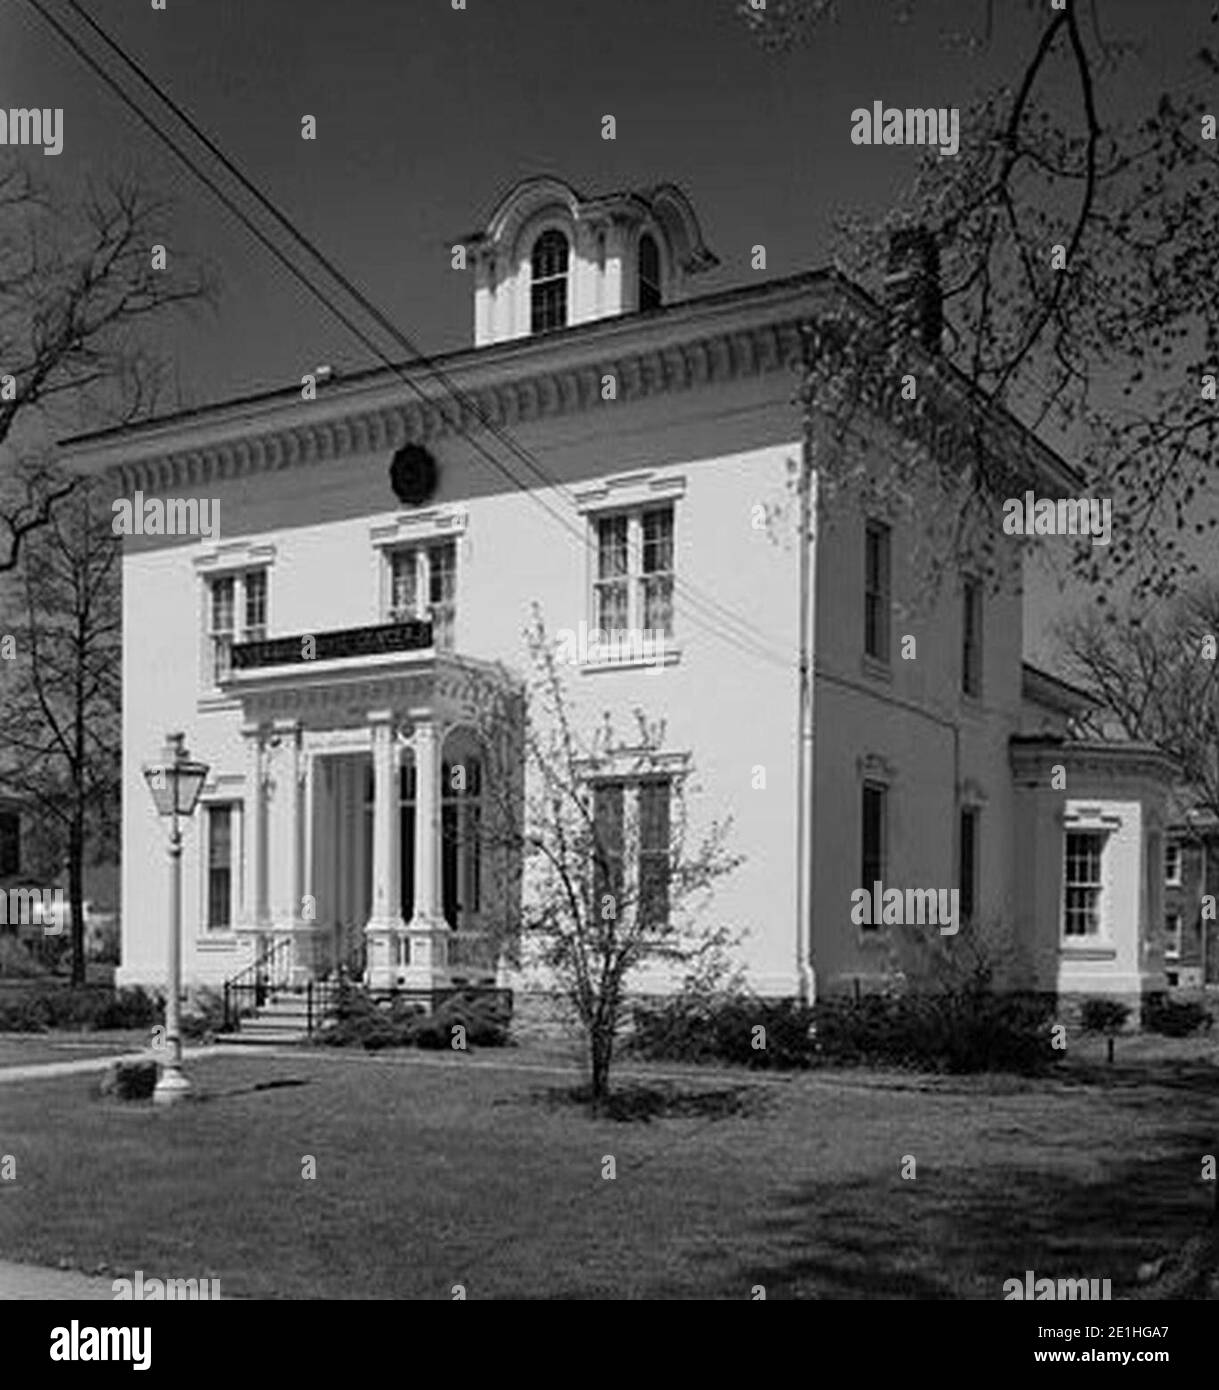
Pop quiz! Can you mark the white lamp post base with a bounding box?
[152,1066,193,1105]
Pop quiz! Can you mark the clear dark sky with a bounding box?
[3,0,1213,654]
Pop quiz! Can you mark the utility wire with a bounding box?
[30,0,795,674]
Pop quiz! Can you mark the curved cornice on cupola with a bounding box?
[644,183,719,275]
[474,175,585,256]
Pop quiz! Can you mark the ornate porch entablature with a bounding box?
[224,643,521,738]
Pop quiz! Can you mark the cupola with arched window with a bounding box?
[461,177,717,347]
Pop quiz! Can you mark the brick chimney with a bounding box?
[883,226,942,352]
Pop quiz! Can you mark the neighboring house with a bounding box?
[1163,809,1218,989]
[58,176,1175,1008]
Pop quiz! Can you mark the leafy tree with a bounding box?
[740,0,1216,605]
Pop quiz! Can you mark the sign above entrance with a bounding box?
[390,444,439,507]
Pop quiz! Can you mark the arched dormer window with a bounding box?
[638,232,662,312]
[530,229,569,334]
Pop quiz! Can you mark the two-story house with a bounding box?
[59,176,1175,1010]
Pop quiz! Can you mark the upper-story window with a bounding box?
[593,503,674,640]
[864,519,891,663]
[207,569,268,684]
[1165,842,1183,886]
[638,233,662,312]
[962,576,983,697]
[388,539,456,650]
[530,229,569,334]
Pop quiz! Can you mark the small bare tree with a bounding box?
[1056,586,1219,814]
[466,612,740,1109]
[0,159,212,571]
[0,482,121,984]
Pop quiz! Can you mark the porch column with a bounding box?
[365,711,402,988]
[409,712,445,929]
[242,722,270,932]
[400,710,448,993]
[274,719,312,985]
[273,719,305,925]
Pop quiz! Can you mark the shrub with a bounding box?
[0,935,50,979]
[632,993,816,1069]
[0,992,54,1031]
[1079,997,1132,1034]
[99,1059,158,1101]
[317,983,510,1050]
[411,990,511,1049]
[0,984,161,1032]
[632,987,1058,1075]
[1142,994,1212,1037]
[180,986,225,1041]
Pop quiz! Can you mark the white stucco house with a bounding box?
[60,176,1174,1011]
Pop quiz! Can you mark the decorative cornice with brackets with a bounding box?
[60,265,1079,502]
[61,274,836,496]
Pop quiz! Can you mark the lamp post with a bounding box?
[143,732,209,1105]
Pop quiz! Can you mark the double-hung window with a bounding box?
[388,540,456,650]
[860,781,887,930]
[589,776,672,928]
[207,569,269,684]
[864,520,891,662]
[591,503,675,652]
[1063,830,1106,938]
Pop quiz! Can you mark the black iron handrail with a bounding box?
[222,936,293,1032]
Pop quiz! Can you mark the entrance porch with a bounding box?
[223,622,522,993]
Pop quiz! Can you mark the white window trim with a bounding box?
[197,786,244,945]
[578,477,683,673]
[1165,843,1183,886]
[370,507,468,549]
[194,541,277,576]
[1060,810,1120,945]
[199,565,271,703]
[520,217,574,335]
[574,471,686,513]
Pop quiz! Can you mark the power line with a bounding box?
[29,0,795,674]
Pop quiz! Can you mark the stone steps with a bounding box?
[217,990,323,1045]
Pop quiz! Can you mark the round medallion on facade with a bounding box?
[389,444,439,506]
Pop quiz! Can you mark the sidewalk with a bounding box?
[0,1260,119,1300]
[0,1043,266,1085]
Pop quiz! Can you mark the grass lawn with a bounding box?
[0,1041,1216,1299]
